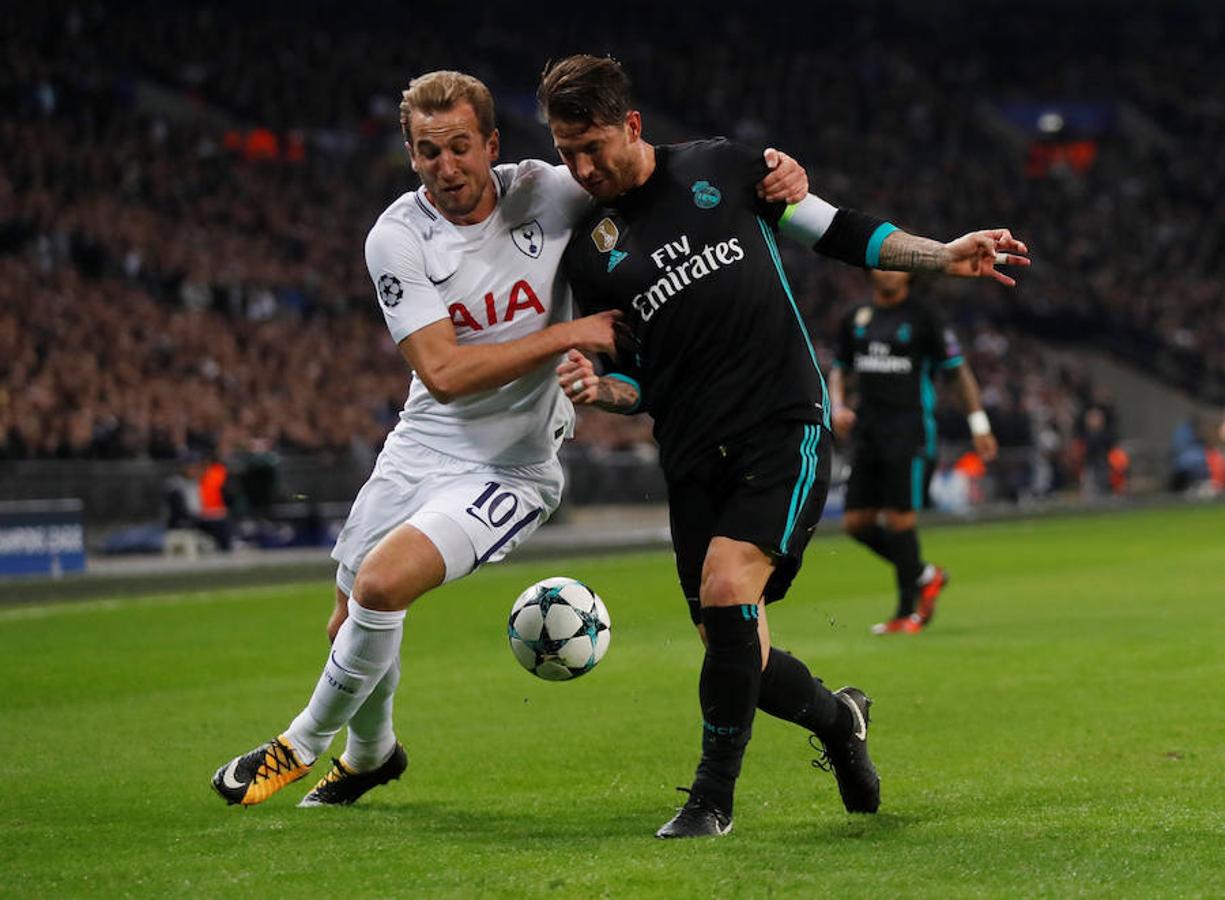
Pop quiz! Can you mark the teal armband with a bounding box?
[865,223,899,268]
[605,373,642,414]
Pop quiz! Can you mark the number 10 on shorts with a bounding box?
[464,481,545,567]
[466,481,523,529]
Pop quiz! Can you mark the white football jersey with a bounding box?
[365,160,593,466]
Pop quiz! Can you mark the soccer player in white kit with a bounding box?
[211,70,808,808]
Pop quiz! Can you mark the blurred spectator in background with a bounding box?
[165,454,204,530]
[1077,407,1116,496]
[1072,390,1130,497]
[164,450,233,550]
[1209,417,1225,495]
[1170,412,1225,496]
[198,450,233,550]
[232,437,281,520]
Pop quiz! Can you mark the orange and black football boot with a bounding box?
[212,735,311,806]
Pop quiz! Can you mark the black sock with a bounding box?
[692,604,762,816]
[757,648,846,739]
[848,523,897,564]
[890,528,923,617]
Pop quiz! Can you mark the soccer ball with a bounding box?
[507,577,611,681]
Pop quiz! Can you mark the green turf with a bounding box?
[2,505,1224,898]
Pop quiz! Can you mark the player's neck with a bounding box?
[629,143,656,190]
[428,176,498,227]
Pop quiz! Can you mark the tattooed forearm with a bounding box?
[594,377,641,414]
[877,231,950,272]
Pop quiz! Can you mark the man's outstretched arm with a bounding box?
[878,228,1030,287]
[776,194,1030,285]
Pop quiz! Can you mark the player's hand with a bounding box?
[557,349,599,405]
[973,432,999,462]
[832,405,856,440]
[565,309,624,355]
[758,148,809,205]
[943,229,1030,286]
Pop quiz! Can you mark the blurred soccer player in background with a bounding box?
[829,270,998,635]
[542,54,1028,838]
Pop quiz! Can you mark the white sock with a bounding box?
[917,564,936,586]
[342,656,401,772]
[284,599,404,765]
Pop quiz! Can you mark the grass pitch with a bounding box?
[2,505,1224,898]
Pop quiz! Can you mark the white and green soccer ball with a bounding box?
[507,577,611,681]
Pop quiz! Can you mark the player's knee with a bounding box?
[884,510,917,531]
[352,563,415,612]
[843,510,871,535]
[700,568,754,607]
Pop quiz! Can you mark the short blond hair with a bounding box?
[399,71,496,142]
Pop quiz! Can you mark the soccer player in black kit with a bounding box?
[830,270,999,635]
[538,55,1029,839]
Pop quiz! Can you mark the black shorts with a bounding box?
[844,448,935,512]
[668,420,832,625]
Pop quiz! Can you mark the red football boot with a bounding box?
[916,567,950,626]
[870,615,922,635]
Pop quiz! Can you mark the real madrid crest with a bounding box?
[511,219,544,258]
[691,180,721,209]
[590,217,620,253]
[854,306,874,327]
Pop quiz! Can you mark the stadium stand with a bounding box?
[2,1,1222,528]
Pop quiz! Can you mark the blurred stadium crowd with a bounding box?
[3,1,1223,505]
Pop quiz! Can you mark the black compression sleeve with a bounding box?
[813,208,895,269]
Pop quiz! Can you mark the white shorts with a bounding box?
[331,433,564,595]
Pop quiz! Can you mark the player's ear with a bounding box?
[625,110,642,143]
[487,128,500,163]
[405,143,418,172]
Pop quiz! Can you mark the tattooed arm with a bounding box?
[876,231,950,272]
[778,195,1030,286]
[879,228,1030,287]
[557,350,642,414]
[589,374,642,413]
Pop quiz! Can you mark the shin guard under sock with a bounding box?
[692,604,762,815]
[343,655,402,772]
[284,599,404,764]
[890,528,923,617]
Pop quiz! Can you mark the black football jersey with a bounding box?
[833,296,965,454]
[562,139,830,478]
